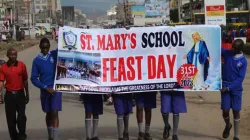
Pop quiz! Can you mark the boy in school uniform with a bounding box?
[220,39,248,140]
[135,92,157,140]
[31,38,62,140]
[82,94,103,140]
[161,91,187,140]
[112,93,133,140]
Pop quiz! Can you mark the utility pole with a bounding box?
[13,0,16,40]
[28,0,30,38]
[123,0,127,25]
[178,0,182,22]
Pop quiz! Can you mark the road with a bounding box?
[0,40,249,140]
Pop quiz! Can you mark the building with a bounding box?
[116,3,125,24]
[34,0,47,14]
[106,5,117,25]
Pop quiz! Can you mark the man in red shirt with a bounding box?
[0,48,29,140]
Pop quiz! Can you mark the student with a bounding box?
[112,93,133,140]
[135,92,157,140]
[31,38,62,140]
[161,91,187,140]
[221,39,248,140]
[82,94,103,140]
[0,48,29,140]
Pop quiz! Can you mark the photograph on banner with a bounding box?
[53,25,221,93]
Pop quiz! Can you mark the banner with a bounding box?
[54,25,222,93]
[127,0,145,5]
[205,0,226,25]
[145,1,169,17]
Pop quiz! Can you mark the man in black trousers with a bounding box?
[0,48,29,140]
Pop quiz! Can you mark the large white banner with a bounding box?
[54,26,221,93]
[205,0,226,25]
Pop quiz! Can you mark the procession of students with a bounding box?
[0,37,247,140]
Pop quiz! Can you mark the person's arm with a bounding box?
[0,67,5,92]
[30,60,47,89]
[227,60,248,92]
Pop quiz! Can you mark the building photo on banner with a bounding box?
[145,1,170,17]
[205,0,226,25]
[53,25,221,94]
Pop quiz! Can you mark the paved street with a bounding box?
[0,40,249,140]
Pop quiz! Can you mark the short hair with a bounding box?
[6,47,17,56]
[233,39,244,49]
[39,37,50,47]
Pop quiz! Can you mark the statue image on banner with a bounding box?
[184,32,210,90]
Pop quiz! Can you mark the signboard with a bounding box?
[0,8,5,19]
[205,0,226,25]
[127,0,145,5]
[132,6,145,18]
[145,1,169,17]
[54,25,222,93]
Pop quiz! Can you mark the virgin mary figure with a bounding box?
[184,32,210,90]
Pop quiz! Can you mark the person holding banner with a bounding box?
[135,92,157,140]
[82,94,103,140]
[31,38,62,140]
[220,39,248,140]
[160,91,187,140]
[112,93,133,140]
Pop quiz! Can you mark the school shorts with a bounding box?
[83,94,103,115]
[112,93,133,115]
[135,92,157,109]
[40,90,62,113]
[221,91,242,111]
[160,91,187,114]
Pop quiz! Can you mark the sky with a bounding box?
[61,0,118,19]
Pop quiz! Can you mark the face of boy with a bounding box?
[232,40,244,55]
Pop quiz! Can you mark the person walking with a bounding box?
[0,47,29,140]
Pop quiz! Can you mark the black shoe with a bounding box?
[233,137,240,140]
[172,135,179,140]
[91,137,100,140]
[163,125,171,139]
[119,138,125,140]
[144,133,152,140]
[18,133,27,140]
[138,132,144,140]
[123,131,129,140]
[223,123,232,139]
[86,138,91,140]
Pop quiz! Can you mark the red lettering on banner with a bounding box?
[102,56,143,82]
[118,58,127,81]
[102,58,109,82]
[167,54,176,78]
[107,35,115,50]
[80,34,94,50]
[130,33,137,49]
[97,33,137,50]
[114,34,121,50]
[135,56,143,80]
[80,34,93,50]
[110,58,117,82]
[127,57,135,81]
[97,35,106,50]
[148,55,156,79]
[121,34,128,50]
[157,55,166,79]
[147,54,176,79]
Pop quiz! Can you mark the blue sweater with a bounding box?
[222,48,248,92]
[31,50,58,89]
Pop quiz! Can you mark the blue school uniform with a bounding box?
[221,48,248,111]
[31,50,62,113]
[112,93,133,115]
[82,94,103,115]
[135,92,157,109]
[160,91,187,114]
